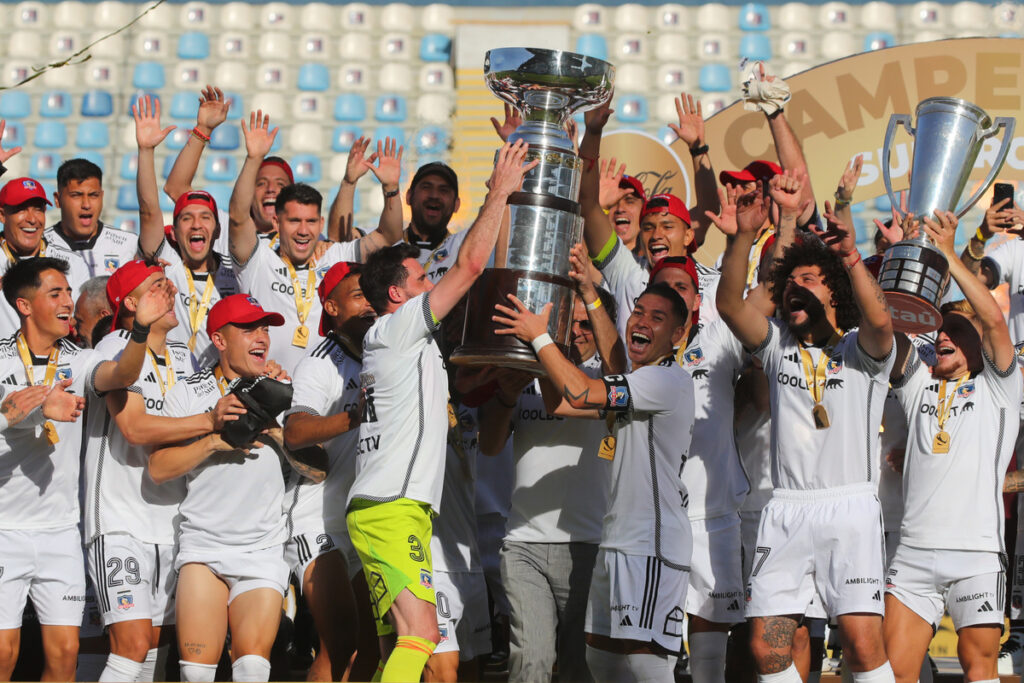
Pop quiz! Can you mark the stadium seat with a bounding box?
[42,67,76,90]
[615,4,649,31]
[165,123,193,151]
[375,95,408,123]
[0,93,31,120]
[291,155,322,183]
[116,185,140,211]
[416,94,452,124]
[654,35,678,61]
[133,62,166,90]
[217,34,249,60]
[613,35,647,61]
[381,3,414,30]
[379,64,413,92]
[113,215,139,234]
[332,125,364,153]
[740,33,773,61]
[380,34,412,60]
[340,34,373,61]
[173,63,208,88]
[40,91,72,119]
[415,126,450,156]
[257,65,289,90]
[699,64,731,92]
[213,63,248,91]
[656,65,691,92]
[299,33,329,59]
[31,153,61,179]
[300,3,333,30]
[616,96,649,124]
[291,124,325,153]
[204,184,233,212]
[779,32,814,59]
[81,90,114,117]
[133,32,167,59]
[2,122,26,150]
[8,33,43,58]
[54,0,87,27]
[655,96,679,124]
[178,32,211,60]
[656,4,687,30]
[863,31,896,50]
[696,3,731,30]
[210,125,241,151]
[293,95,327,121]
[874,195,891,213]
[778,2,810,29]
[993,2,1023,31]
[119,153,138,181]
[422,4,454,32]
[125,92,160,117]
[219,2,254,29]
[341,3,373,31]
[819,2,854,28]
[364,187,385,216]
[250,93,287,122]
[820,31,857,59]
[76,151,105,173]
[616,65,650,92]
[419,65,454,91]
[138,0,173,28]
[575,34,609,61]
[49,33,78,59]
[76,122,109,149]
[699,95,728,116]
[180,2,211,28]
[860,1,897,29]
[88,31,124,59]
[573,3,606,31]
[420,34,452,62]
[697,34,731,60]
[373,125,405,149]
[204,155,238,183]
[298,64,330,92]
[170,92,200,120]
[4,63,33,89]
[258,33,291,61]
[334,94,367,122]
[85,62,119,87]
[739,3,771,30]
[910,1,946,28]
[338,65,370,91]
[260,2,292,30]
[13,1,45,28]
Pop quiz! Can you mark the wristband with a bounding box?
[842,251,861,270]
[130,321,151,344]
[579,154,597,172]
[383,188,399,199]
[689,143,709,157]
[191,127,211,143]
[586,297,602,311]
[966,238,986,261]
[530,333,554,354]
[975,227,991,243]
[833,198,851,209]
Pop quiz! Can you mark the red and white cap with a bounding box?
[106,260,164,332]
[206,294,285,336]
[0,177,51,207]
[641,193,691,226]
[718,160,782,186]
[317,262,362,335]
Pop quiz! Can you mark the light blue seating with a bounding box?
[291,154,322,183]
[616,95,649,124]
[740,33,773,61]
[1,121,26,150]
[863,32,896,51]
[76,122,110,149]
[414,126,449,156]
[40,91,72,118]
[34,121,68,149]
[210,125,240,151]
[699,64,731,92]
[178,32,211,60]
[297,63,330,92]
[204,154,238,182]
[117,185,140,211]
[132,62,166,90]
[81,90,114,117]
[0,92,31,119]
[334,94,367,122]
[575,34,608,61]
[30,153,60,179]
[373,125,405,149]
[739,2,771,30]
[170,92,200,120]
[374,95,407,122]
[332,125,364,152]
[420,34,452,62]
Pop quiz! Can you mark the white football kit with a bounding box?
[44,223,140,298]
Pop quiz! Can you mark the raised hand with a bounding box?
[921,210,959,258]
[736,184,769,234]
[568,242,599,299]
[668,92,705,148]
[706,184,741,237]
[769,170,805,217]
[363,137,403,190]
[133,95,175,150]
[814,202,858,257]
[196,85,230,132]
[598,157,629,210]
[486,139,540,196]
[835,155,863,204]
[42,379,85,422]
[873,194,916,245]
[980,197,1015,237]
[584,95,614,134]
[490,103,523,142]
[493,294,552,344]
[210,394,247,431]
[241,110,279,160]
[0,119,22,165]
[261,359,290,382]
[343,136,373,184]
[133,277,175,327]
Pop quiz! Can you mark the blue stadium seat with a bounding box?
[374,95,407,122]
[2,121,26,149]
[739,2,771,30]
[76,151,105,173]
[40,91,72,118]
[159,192,174,212]
[30,153,60,179]
[117,185,140,211]
[161,155,177,180]
[332,125,364,152]
[170,92,200,120]
[34,121,68,149]
[740,34,773,61]
[420,34,451,62]
[850,200,866,214]
[291,154,322,183]
[127,92,161,117]
[210,125,240,151]
[326,184,361,217]
[269,131,283,153]
[0,92,31,119]
[699,64,731,92]
[373,126,405,149]
[76,122,110,149]
[165,121,193,151]
[334,94,367,122]
[120,153,138,180]
[113,215,139,234]
[132,62,166,90]
[414,126,449,156]
[81,90,114,117]
[204,184,233,211]
[863,32,896,51]
[177,32,211,60]
[874,195,892,212]
[575,34,608,61]
[223,92,243,116]
[297,63,330,92]
[616,95,649,124]
[204,154,238,182]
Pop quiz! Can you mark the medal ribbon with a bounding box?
[213,365,230,396]
[746,227,775,286]
[183,268,214,352]
[2,237,46,263]
[147,348,176,396]
[935,375,967,435]
[16,333,60,443]
[798,331,842,410]
[281,253,316,331]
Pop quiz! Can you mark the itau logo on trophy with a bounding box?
[878,96,1015,333]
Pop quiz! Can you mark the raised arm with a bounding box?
[569,243,625,374]
[92,284,174,394]
[352,138,405,257]
[579,100,616,258]
[960,197,1014,287]
[164,85,229,201]
[327,136,372,242]
[133,96,176,259]
[229,110,278,264]
[761,170,808,285]
[477,369,533,457]
[283,408,359,451]
[713,185,771,349]
[670,93,719,248]
[107,390,215,446]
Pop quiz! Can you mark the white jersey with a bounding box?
[601,360,695,569]
[44,223,140,299]
[504,354,610,544]
[154,239,239,369]
[892,347,1022,552]
[877,389,908,533]
[736,396,772,514]
[984,239,1024,343]
[283,333,363,536]
[418,229,469,285]
[0,335,103,530]
[753,319,895,490]
[347,292,448,511]
[211,217,276,259]
[432,403,482,573]
[160,367,287,553]
[82,331,194,545]
[233,239,360,373]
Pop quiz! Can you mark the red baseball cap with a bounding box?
[619,175,646,203]
[206,294,285,336]
[106,260,164,332]
[641,193,691,226]
[173,190,219,224]
[0,177,52,207]
[649,256,701,328]
[260,157,294,184]
[317,261,362,335]
[719,160,782,186]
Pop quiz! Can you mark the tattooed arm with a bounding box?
[1005,470,1024,493]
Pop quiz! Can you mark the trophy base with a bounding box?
[878,240,949,333]
[449,267,575,376]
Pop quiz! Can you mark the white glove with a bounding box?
[742,62,791,116]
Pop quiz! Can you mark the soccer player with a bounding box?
[493,281,695,682]
[716,191,896,682]
[0,256,171,681]
[151,294,290,683]
[73,275,111,348]
[883,210,1021,682]
[344,140,536,682]
[0,176,52,336]
[282,262,378,681]
[229,110,403,373]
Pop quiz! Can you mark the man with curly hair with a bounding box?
[716,190,897,683]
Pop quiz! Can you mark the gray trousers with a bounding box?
[501,540,599,683]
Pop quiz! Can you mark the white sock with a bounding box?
[179,660,217,682]
[970,680,998,683]
[688,631,728,683]
[231,654,271,682]
[99,653,144,682]
[758,663,802,683]
[586,645,636,683]
[625,653,676,683]
[850,661,895,683]
[77,653,107,682]
[136,648,159,682]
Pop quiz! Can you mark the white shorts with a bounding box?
[433,569,492,659]
[745,485,885,619]
[686,514,744,624]
[285,528,362,583]
[739,508,762,583]
[176,545,288,604]
[0,526,86,628]
[886,545,1006,630]
[87,534,177,627]
[585,549,689,653]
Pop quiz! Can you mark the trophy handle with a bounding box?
[881,114,914,219]
[954,117,1018,218]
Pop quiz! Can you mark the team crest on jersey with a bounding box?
[433,248,448,261]
[21,179,38,191]
[608,385,629,408]
[419,569,432,589]
[55,368,72,381]
[438,625,449,643]
[826,354,843,375]
[315,265,329,279]
[116,594,134,610]
[957,382,975,399]
[682,347,703,366]
[104,257,120,272]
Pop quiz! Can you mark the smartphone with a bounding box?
[994,182,1015,209]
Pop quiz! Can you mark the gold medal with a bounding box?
[292,325,310,348]
[598,435,616,460]
[447,402,457,429]
[932,430,950,454]
[15,333,61,446]
[812,403,830,430]
[932,376,966,455]
[43,421,59,445]
[799,332,842,431]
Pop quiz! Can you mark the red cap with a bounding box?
[619,175,646,203]
[719,160,782,186]
[106,260,164,332]
[173,190,219,224]
[317,261,361,336]
[641,193,691,226]
[206,294,285,336]
[649,256,701,328]
[260,158,294,184]
[0,177,52,207]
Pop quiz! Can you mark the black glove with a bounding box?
[220,376,294,449]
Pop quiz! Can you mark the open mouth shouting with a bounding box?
[647,240,669,262]
[628,329,652,356]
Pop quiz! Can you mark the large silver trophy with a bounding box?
[450,47,615,372]
[878,97,1015,333]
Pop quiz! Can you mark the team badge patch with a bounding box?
[246,296,260,306]
[826,354,843,375]
[662,607,684,637]
[438,625,449,643]
[104,257,120,272]
[682,347,703,366]
[433,248,448,261]
[608,386,629,407]
[116,594,134,610]
[21,179,37,191]
[316,265,329,279]
[957,382,975,399]
[55,368,71,381]
[420,569,432,589]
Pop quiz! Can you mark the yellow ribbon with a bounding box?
[183,268,214,352]
[798,331,842,409]
[147,347,176,397]
[935,375,967,434]
[746,226,775,286]
[1,236,46,263]
[213,365,230,396]
[16,332,60,443]
[281,253,316,332]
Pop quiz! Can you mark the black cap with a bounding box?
[410,162,459,198]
